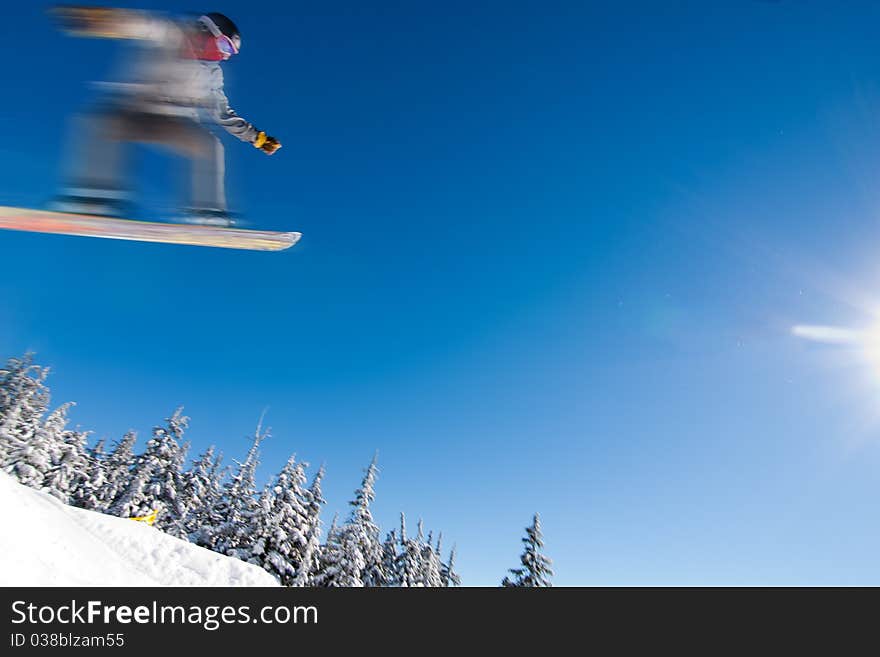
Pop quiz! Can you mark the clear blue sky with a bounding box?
[5,1,880,585]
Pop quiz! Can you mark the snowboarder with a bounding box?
[51,6,281,226]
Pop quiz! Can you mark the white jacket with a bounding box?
[96,12,259,143]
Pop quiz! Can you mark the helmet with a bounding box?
[198,13,241,54]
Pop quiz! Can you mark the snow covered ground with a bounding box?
[0,472,278,586]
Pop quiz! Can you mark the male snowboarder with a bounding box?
[51,6,281,226]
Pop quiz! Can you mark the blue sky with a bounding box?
[6,1,880,584]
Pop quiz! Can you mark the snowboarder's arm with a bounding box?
[213,91,259,143]
[211,70,282,155]
[50,5,176,43]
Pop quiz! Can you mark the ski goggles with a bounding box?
[198,15,240,56]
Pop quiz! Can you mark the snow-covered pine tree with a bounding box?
[109,409,189,526]
[311,513,339,585]
[108,459,150,518]
[440,545,461,587]
[312,455,383,587]
[0,355,33,466]
[196,450,229,540]
[0,354,53,488]
[380,528,401,587]
[41,402,90,503]
[72,436,107,511]
[157,436,192,539]
[201,422,267,559]
[413,520,442,587]
[396,513,423,587]
[418,538,443,587]
[180,446,225,540]
[292,464,326,587]
[252,455,313,585]
[394,516,442,587]
[0,353,47,422]
[501,513,554,587]
[99,431,138,513]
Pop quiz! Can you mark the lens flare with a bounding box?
[792,322,880,383]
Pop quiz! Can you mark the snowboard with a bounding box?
[0,206,300,252]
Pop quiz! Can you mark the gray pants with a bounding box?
[66,109,227,211]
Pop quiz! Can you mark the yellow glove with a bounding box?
[254,131,282,155]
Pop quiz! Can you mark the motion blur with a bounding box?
[50,6,282,227]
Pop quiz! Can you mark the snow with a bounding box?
[0,471,278,586]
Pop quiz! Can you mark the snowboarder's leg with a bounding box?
[54,109,134,216]
[140,117,233,226]
[56,111,234,225]
[177,124,232,226]
[188,130,229,220]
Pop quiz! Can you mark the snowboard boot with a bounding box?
[179,208,238,228]
[50,192,130,218]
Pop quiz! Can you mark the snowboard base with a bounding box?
[0,206,300,252]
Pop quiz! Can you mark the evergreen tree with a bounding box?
[440,545,461,587]
[42,402,90,503]
[396,513,422,587]
[419,544,443,587]
[202,423,267,559]
[108,452,150,518]
[380,528,401,587]
[312,513,341,586]
[394,515,443,587]
[109,409,189,525]
[147,409,190,535]
[99,431,138,513]
[180,446,225,540]
[0,355,28,466]
[292,464,326,587]
[1,355,52,488]
[73,436,108,511]
[312,455,383,587]
[502,513,554,587]
[252,455,313,585]
[194,450,229,542]
[433,531,444,567]
[417,522,443,587]
[0,353,49,424]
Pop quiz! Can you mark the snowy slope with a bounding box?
[0,472,278,586]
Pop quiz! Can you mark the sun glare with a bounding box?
[792,321,880,385]
[859,323,880,377]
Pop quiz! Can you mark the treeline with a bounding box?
[0,353,552,587]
